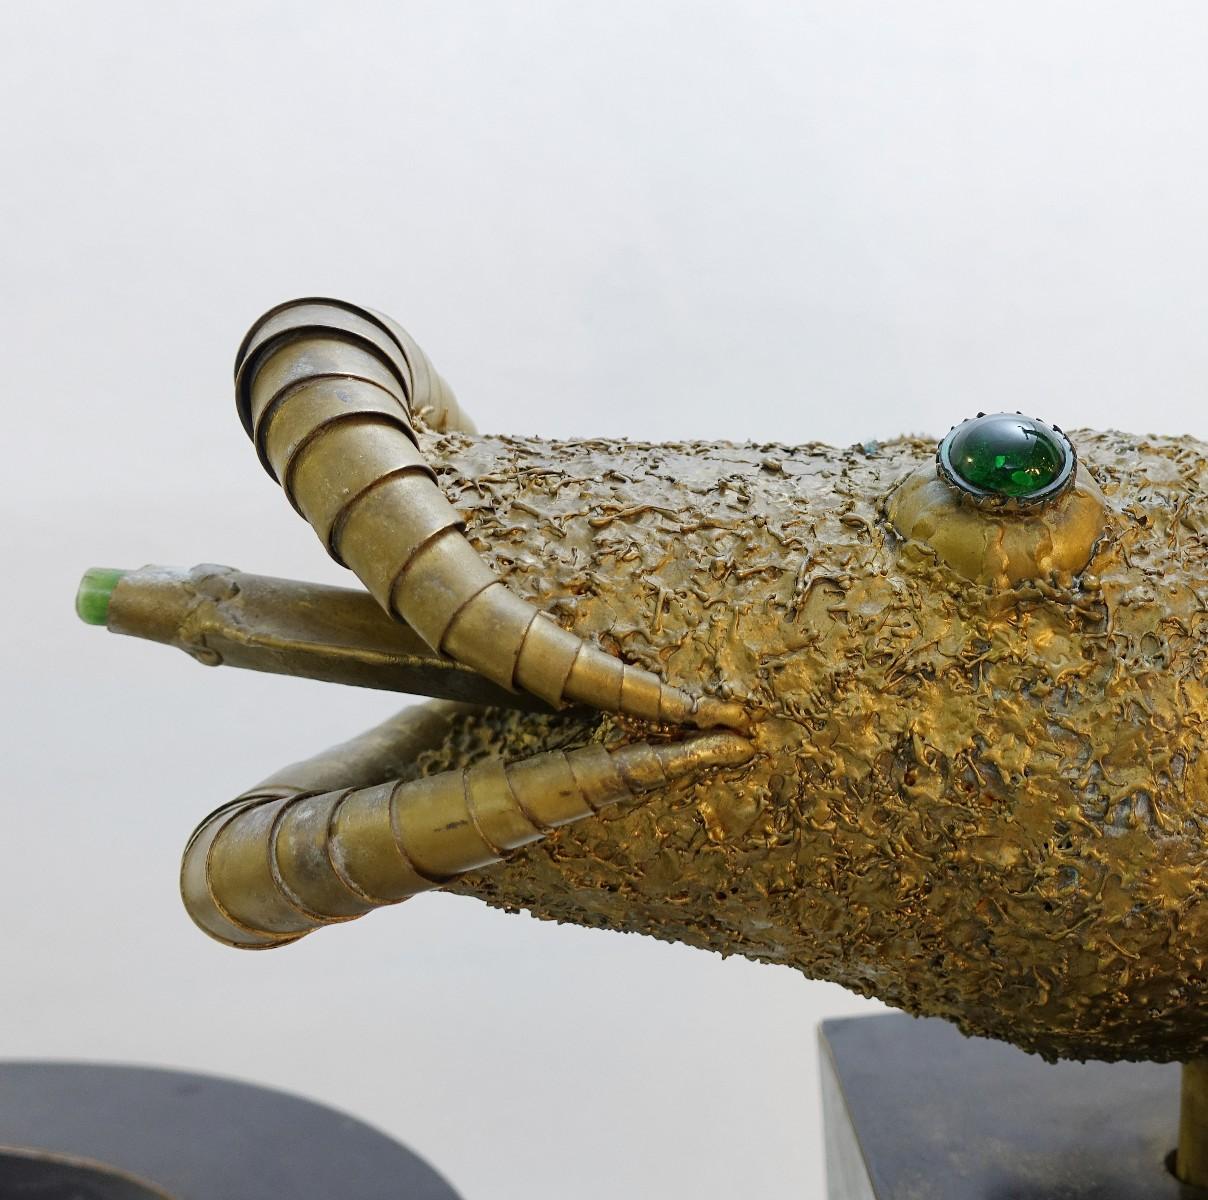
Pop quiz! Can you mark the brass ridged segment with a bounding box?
[206,797,318,938]
[336,473,464,610]
[287,425,433,552]
[513,614,583,707]
[465,761,544,849]
[392,533,498,648]
[441,584,536,691]
[394,773,499,877]
[261,377,414,476]
[274,793,380,919]
[331,784,438,902]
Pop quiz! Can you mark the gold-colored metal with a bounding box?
[386,422,1208,1065]
[1179,1060,1208,1188]
[181,707,752,949]
[92,295,1208,1067]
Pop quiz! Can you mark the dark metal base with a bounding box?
[0,1062,462,1199]
[820,1013,1203,1200]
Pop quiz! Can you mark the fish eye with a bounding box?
[887,411,1105,587]
[937,413,1075,507]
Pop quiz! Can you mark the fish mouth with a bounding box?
[85,562,751,951]
[79,297,753,950]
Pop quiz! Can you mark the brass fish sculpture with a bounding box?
[80,297,1208,1065]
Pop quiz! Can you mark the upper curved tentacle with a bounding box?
[234,298,746,730]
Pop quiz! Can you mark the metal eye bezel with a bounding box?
[936,412,1077,511]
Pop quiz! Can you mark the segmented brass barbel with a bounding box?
[182,724,753,949]
[234,298,744,730]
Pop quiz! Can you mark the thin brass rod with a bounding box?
[1178,1059,1208,1188]
[95,563,557,712]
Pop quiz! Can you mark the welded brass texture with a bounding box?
[99,296,1208,1068]
[387,424,1206,1065]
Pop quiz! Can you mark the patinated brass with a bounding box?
[89,297,1208,1072]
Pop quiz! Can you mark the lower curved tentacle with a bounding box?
[181,702,753,949]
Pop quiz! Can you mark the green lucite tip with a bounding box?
[940,413,1072,501]
[76,568,129,626]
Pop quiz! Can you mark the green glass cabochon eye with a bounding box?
[937,413,1075,504]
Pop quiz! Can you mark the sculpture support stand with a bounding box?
[1179,1059,1208,1188]
[820,1013,1203,1199]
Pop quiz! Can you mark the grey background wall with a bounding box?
[4,4,1206,1197]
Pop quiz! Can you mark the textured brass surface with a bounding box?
[406,426,1207,1064]
[95,297,1208,1065]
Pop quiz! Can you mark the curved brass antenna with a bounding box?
[235,298,746,731]
[181,703,753,949]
